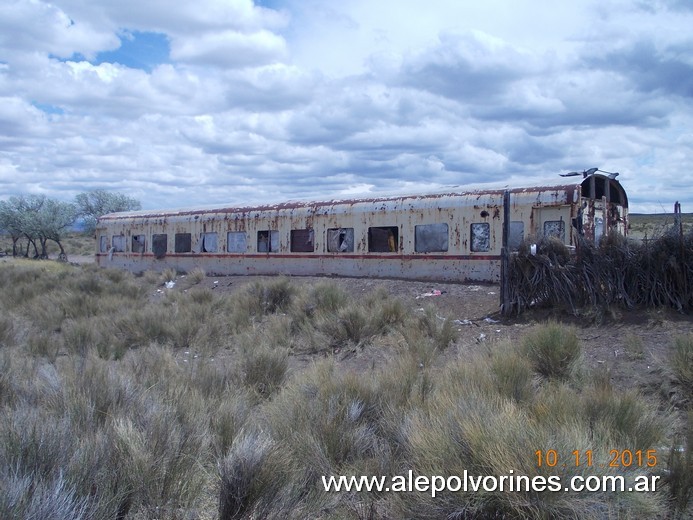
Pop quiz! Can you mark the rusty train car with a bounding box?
[95,172,628,283]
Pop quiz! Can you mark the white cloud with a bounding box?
[0,0,117,61]
[171,29,287,68]
[0,0,692,214]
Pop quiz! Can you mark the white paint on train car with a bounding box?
[95,174,628,283]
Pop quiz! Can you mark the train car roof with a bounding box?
[98,174,626,221]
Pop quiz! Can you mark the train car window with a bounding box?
[99,235,109,253]
[131,234,146,253]
[257,230,279,253]
[290,229,314,252]
[175,233,192,253]
[415,223,448,252]
[609,181,622,204]
[152,234,168,258]
[227,232,247,253]
[368,226,398,252]
[470,223,490,252]
[543,220,565,242]
[327,228,354,252]
[195,233,218,253]
[509,222,524,251]
[112,235,126,252]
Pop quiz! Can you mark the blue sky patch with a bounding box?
[32,102,64,115]
[95,31,170,72]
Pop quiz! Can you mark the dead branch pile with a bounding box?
[508,229,693,315]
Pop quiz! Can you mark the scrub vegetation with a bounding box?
[0,260,690,519]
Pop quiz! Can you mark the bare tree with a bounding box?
[34,198,78,261]
[75,190,141,235]
[0,197,25,256]
[0,195,76,260]
[0,195,43,257]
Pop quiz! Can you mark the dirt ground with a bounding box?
[180,272,692,403]
[17,254,693,401]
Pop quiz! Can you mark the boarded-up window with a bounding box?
[227,232,247,253]
[112,235,126,252]
[509,221,524,251]
[543,220,565,242]
[257,230,279,253]
[200,232,218,253]
[327,228,354,252]
[152,234,167,258]
[99,235,109,253]
[470,223,490,252]
[368,226,398,252]
[415,223,448,252]
[131,234,146,253]
[175,233,192,253]
[290,229,314,252]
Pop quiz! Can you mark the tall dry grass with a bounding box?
[0,261,684,519]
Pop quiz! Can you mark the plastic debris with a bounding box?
[416,289,445,299]
[484,317,500,324]
[165,280,176,289]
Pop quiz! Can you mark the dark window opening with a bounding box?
[509,221,524,251]
[415,223,448,252]
[175,233,192,253]
[470,223,490,252]
[368,226,398,252]
[99,235,108,253]
[257,230,279,252]
[131,234,146,253]
[594,183,603,199]
[290,229,314,252]
[327,228,354,252]
[112,235,126,252]
[609,181,622,204]
[152,234,167,259]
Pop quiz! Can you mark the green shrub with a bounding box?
[522,322,582,381]
[415,306,457,351]
[188,266,206,284]
[241,345,289,398]
[581,384,664,449]
[490,346,534,404]
[671,334,693,401]
[310,282,349,314]
[665,411,693,516]
[251,277,296,315]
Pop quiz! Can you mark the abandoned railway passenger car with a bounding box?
[95,172,628,282]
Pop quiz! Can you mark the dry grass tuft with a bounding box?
[0,263,682,519]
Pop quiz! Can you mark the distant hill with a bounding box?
[628,212,693,240]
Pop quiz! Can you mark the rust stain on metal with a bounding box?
[96,175,629,283]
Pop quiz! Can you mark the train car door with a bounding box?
[533,207,570,245]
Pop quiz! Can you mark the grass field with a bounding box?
[628,212,693,241]
[0,258,691,519]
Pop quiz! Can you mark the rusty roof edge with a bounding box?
[98,176,622,221]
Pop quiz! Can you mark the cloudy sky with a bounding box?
[1,0,692,213]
